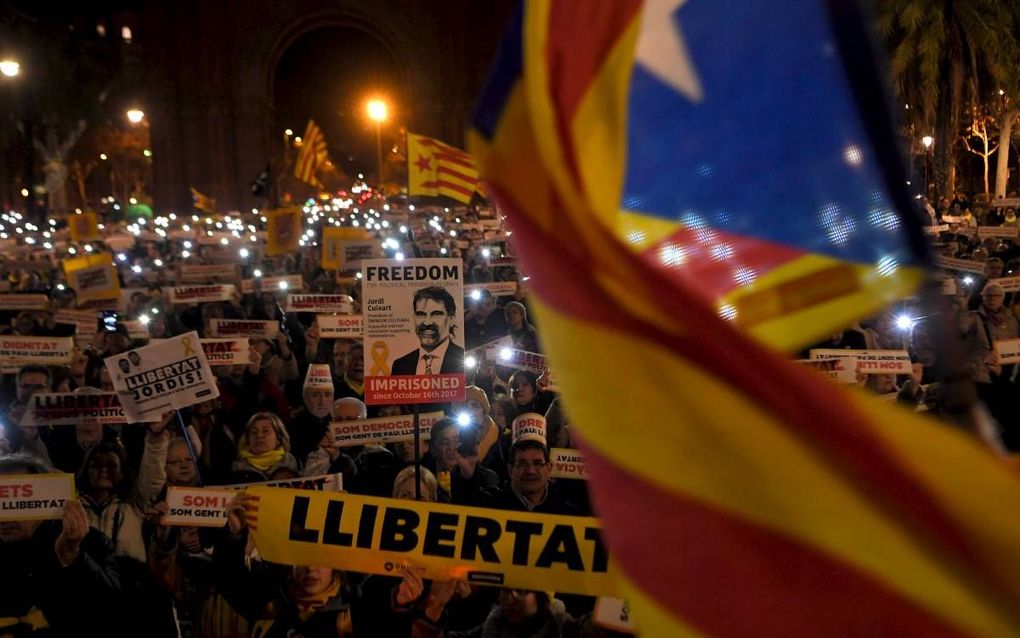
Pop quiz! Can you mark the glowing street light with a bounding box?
[921,135,934,149]
[365,98,389,184]
[0,59,20,78]
[366,99,388,123]
[126,108,145,124]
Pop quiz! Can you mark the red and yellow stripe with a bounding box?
[407,132,481,204]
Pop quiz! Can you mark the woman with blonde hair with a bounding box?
[230,412,300,482]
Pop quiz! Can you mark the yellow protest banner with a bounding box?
[321,226,371,269]
[68,211,100,243]
[265,207,302,256]
[63,253,120,304]
[247,486,619,596]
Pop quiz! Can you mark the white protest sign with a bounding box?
[994,340,1020,365]
[0,474,75,521]
[317,314,363,339]
[209,319,279,338]
[200,338,249,366]
[329,411,444,447]
[120,320,150,341]
[809,349,912,374]
[792,358,858,384]
[286,294,354,314]
[485,347,548,374]
[0,335,74,367]
[240,274,303,295]
[164,473,343,527]
[977,226,1018,239]
[991,197,1020,208]
[593,597,637,634]
[550,448,587,480]
[337,240,381,270]
[169,284,236,304]
[178,263,240,284]
[0,294,49,311]
[921,225,949,235]
[362,259,466,405]
[936,256,985,274]
[987,277,1020,293]
[55,309,98,338]
[19,392,161,426]
[465,282,518,297]
[105,331,219,420]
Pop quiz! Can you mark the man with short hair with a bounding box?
[490,413,577,515]
[391,286,464,376]
[16,365,52,402]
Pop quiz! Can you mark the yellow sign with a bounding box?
[63,253,120,304]
[321,226,371,269]
[247,486,618,596]
[265,208,302,256]
[68,212,100,243]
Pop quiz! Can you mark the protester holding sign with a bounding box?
[976,283,1020,448]
[504,301,541,354]
[425,417,500,507]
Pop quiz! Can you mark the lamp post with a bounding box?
[366,98,388,184]
[126,108,144,124]
[921,135,933,197]
[0,58,21,210]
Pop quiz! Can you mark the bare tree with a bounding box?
[961,110,999,198]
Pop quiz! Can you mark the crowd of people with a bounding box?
[1,191,1019,637]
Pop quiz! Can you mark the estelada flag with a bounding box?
[265,207,301,257]
[471,1,1020,636]
[407,132,481,204]
[190,187,216,214]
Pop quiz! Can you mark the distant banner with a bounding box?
[120,320,150,341]
[65,253,121,304]
[19,392,161,426]
[550,448,587,480]
[164,473,343,527]
[0,294,49,311]
[240,275,303,295]
[329,411,444,447]
[977,226,1017,240]
[322,227,375,270]
[169,285,236,304]
[209,319,278,338]
[266,207,302,256]
[68,212,100,243]
[466,282,518,297]
[792,357,858,384]
[935,256,985,274]
[248,487,617,596]
[987,276,1020,293]
[105,331,219,420]
[486,347,548,374]
[200,338,248,365]
[179,263,240,284]
[921,225,949,235]
[317,314,363,339]
[0,335,74,366]
[286,294,354,314]
[994,339,1020,365]
[809,349,912,374]
[54,308,98,338]
[0,473,75,521]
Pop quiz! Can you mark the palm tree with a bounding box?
[875,0,1020,199]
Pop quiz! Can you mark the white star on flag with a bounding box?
[634,0,704,103]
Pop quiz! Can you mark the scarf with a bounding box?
[344,375,364,396]
[984,304,1012,331]
[289,576,342,622]
[238,447,285,472]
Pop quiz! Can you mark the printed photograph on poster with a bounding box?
[362,259,465,404]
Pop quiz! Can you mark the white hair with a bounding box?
[333,397,366,419]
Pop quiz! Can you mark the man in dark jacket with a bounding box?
[0,453,124,637]
[489,413,577,516]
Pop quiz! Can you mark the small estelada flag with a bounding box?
[407,132,481,204]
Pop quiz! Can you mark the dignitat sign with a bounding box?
[550,448,587,480]
[317,314,363,339]
[199,338,248,365]
[164,473,343,527]
[0,473,75,521]
[105,331,219,420]
[169,284,237,304]
[362,259,466,404]
[19,391,160,426]
[0,294,49,311]
[240,274,303,295]
[994,339,1020,365]
[329,411,444,447]
[285,294,354,314]
[209,319,279,338]
[809,349,912,374]
[247,486,617,596]
[0,335,74,367]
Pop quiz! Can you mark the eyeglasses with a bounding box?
[512,460,549,471]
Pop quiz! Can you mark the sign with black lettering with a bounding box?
[362,259,465,405]
[0,335,74,367]
[105,331,219,420]
[809,349,911,375]
[286,294,354,314]
[550,448,586,480]
[329,411,444,447]
[994,339,1020,365]
[247,486,618,596]
[169,285,236,304]
[240,275,303,295]
[0,474,75,521]
[19,392,161,426]
[935,256,985,275]
[209,319,278,338]
[0,294,49,311]
[317,314,363,339]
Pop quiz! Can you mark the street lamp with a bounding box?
[366,98,389,184]
[126,108,145,124]
[921,136,934,197]
[0,60,20,78]
[922,135,933,149]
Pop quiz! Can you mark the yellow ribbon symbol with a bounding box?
[369,340,390,376]
[182,336,196,356]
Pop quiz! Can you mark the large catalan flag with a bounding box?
[294,119,328,189]
[407,132,481,204]
[471,1,1020,636]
